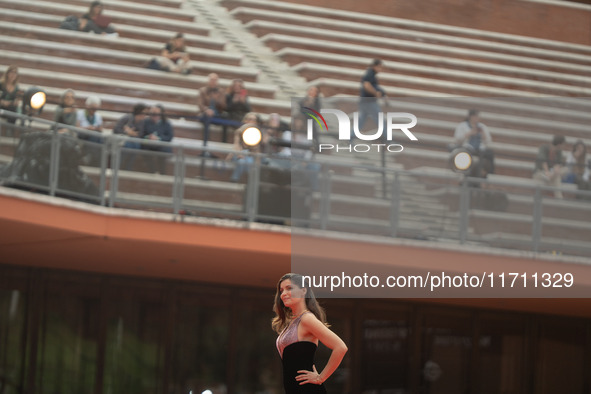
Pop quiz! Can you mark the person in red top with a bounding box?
[81,1,118,36]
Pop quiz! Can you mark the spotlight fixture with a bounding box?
[450,147,473,173]
[22,86,47,115]
[241,126,262,147]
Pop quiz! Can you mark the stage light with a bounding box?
[450,148,473,173]
[22,86,46,114]
[30,91,46,109]
[454,152,472,171]
[241,126,262,147]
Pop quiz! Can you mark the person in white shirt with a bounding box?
[76,95,104,165]
[76,96,103,135]
[563,139,590,191]
[452,109,495,174]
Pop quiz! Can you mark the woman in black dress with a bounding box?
[272,273,348,393]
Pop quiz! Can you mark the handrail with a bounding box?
[1,111,591,258]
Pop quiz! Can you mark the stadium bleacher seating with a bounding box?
[1,0,591,256]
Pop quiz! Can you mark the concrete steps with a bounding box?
[186,0,308,99]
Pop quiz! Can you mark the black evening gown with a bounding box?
[281,341,327,394]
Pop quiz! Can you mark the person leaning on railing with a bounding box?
[76,96,103,139]
[113,103,148,171]
[76,96,104,165]
[142,104,174,175]
[53,89,78,135]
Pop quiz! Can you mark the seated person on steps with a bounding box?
[158,33,192,75]
[80,1,118,36]
[452,109,495,174]
[197,73,241,148]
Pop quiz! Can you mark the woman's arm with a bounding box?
[113,115,126,135]
[296,313,348,385]
[161,47,176,60]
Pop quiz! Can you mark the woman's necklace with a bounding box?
[290,309,309,322]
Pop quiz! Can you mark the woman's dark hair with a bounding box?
[226,79,244,95]
[59,89,75,107]
[552,135,566,146]
[0,65,19,86]
[464,109,479,122]
[371,58,382,67]
[132,103,147,116]
[88,1,102,12]
[241,112,259,125]
[171,33,186,51]
[572,139,587,154]
[271,273,328,334]
[571,140,587,174]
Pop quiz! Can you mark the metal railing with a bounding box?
[1,111,591,258]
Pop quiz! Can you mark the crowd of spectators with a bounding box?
[445,106,590,199]
[532,135,590,199]
[24,91,176,174]
[225,108,319,188]
[5,7,591,203]
[12,0,318,180]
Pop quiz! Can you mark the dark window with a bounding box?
[476,314,526,394]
